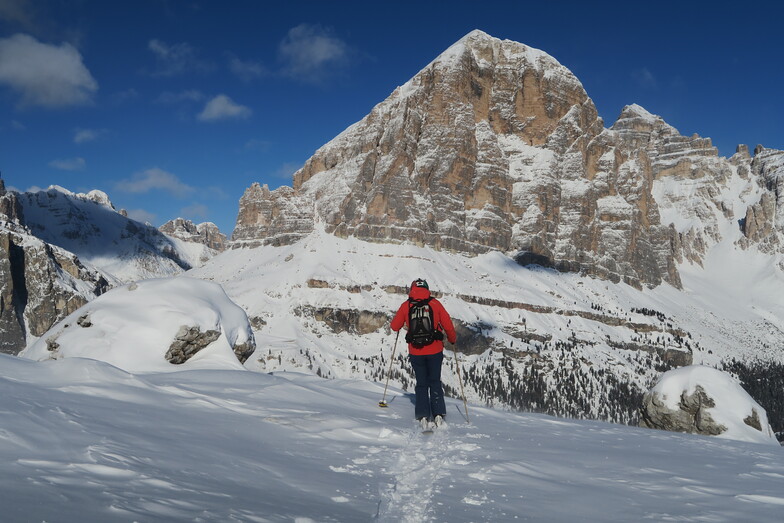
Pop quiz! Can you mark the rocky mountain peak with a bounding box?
[231,31,782,290]
[612,104,672,133]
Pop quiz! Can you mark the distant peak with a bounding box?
[45,184,74,196]
[460,29,494,41]
[619,104,660,121]
[612,103,676,134]
[86,189,114,209]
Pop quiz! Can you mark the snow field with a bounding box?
[2,354,783,522]
[185,228,784,434]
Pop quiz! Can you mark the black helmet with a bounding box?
[412,278,429,289]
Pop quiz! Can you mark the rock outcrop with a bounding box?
[166,325,222,364]
[738,147,784,254]
[640,384,727,436]
[639,366,778,444]
[0,227,111,354]
[232,184,314,248]
[159,218,228,252]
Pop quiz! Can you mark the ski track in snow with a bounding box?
[375,418,502,522]
[3,355,784,522]
[376,425,453,522]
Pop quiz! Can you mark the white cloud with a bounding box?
[278,24,350,82]
[197,94,252,122]
[0,33,98,108]
[48,157,86,171]
[115,167,195,198]
[73,127,107,144]
[126,208,157,225]
[7,184,43,193]
[229,56,266,82]
[180,203,209,219]
[147,39,212,77]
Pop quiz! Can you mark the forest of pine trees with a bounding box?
[722,358,784,442]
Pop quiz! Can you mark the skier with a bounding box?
[391,278,457,428]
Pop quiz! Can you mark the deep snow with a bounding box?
[21,277,254,373]
[1,354,782,522]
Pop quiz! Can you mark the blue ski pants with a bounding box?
[409,352,446,420]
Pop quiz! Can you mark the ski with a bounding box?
[419,417,433,435]
[419,417,447,435]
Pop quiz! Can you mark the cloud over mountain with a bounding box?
[115,167,195,198]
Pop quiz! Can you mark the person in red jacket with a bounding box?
[391,278,457,426]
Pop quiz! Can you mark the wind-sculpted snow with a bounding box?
[1,354,782,522]
[21,277,255,372]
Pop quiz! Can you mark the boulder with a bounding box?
[640,365,778,445]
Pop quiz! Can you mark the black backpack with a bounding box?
[405,298,444,348]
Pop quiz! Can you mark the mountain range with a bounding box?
[2,30,783,439]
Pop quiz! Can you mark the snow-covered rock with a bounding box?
[15,185,203,282]
[640,365,778,445]
[159,217,227,252]
[0,183,228,352]
[20,277,256,373]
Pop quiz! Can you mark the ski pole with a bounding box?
[378,330,400,408]
[453,346,469,423]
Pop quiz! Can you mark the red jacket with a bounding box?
[391,284,457,355]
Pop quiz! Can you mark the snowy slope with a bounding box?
[1,354,782,522]
[15,186,215,282]
[178,224,784,443]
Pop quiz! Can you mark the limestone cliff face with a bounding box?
[160,218,228,252]
[232,184,314,248]
[739,147,784,256]
[0,226,110,354]
[231,30,781,289]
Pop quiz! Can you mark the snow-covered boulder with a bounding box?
[639,366,778,445]
[21,277,256,373]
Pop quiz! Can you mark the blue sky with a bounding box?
[1,0,782,235]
